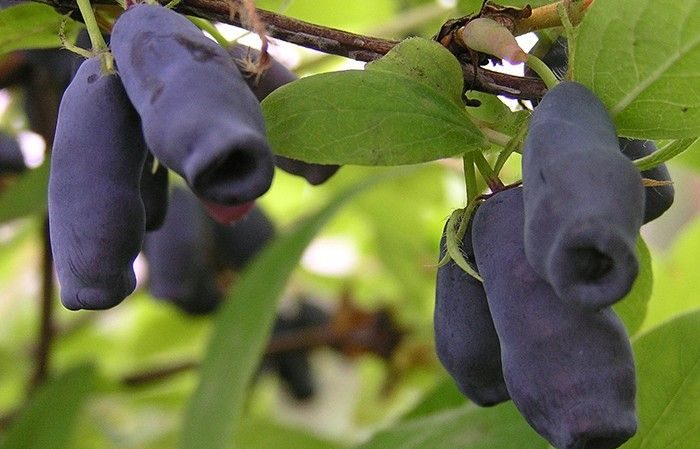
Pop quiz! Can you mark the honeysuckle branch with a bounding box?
[123,322,347,387]
[512,0,592,36]
[176,0,550,99]
[39,0,549,99]
[28,217,56,392]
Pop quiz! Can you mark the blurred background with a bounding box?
[1,0,699,448]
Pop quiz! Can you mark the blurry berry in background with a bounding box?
[267,301,331,400]
[143,186,221,315]
[0,132,26,174]
[213,205,275,271]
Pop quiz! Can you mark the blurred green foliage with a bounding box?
[0,0,698,448]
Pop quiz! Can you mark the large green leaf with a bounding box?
[624,311,700,449]
[0,162,49,223]
[574,0,700,139]
[613,237,653,337]
[262,38,487,166]
[180,170,408,449]
[354,402,547,449]
[0,364,96,449]
[0,4,81,56]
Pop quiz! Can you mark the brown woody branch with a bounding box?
[122,323,338,387]
[28,217,56,392]
[34,0,547,100]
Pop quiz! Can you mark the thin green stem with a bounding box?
[494,119,528,175]
[445,205,482,282]
[188,16,230,48]
[634,138,698,171]
[557,1,576,79]
[75,0,113,73]
[526,54,558,89]
[474,152,504,192]
[479,126,512,147]
[462,152,478,204]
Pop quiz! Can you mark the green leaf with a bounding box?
[673,137,700,170]
[402,377,467,420]
[456,0,552,14]
[0,364,96,449]
[465,92,530,138]
[613,236,652,337]
[366,37,465,103]
[0,4,81,56]
[180,169,410,449]
[0,162,49,223]
[236,418,343,449]
[624,311,700,449]
[641,217,700,333]
[262,39,487,166]
[634,138,699,171]
[354,402,548,449]
[574,0,700,139]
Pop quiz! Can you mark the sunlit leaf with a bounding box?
[574,0,700,138]
[624,311,700,449]
[0,4,81,55]
[263,38,487,166]
[613,236,652,337]
[641,217,700,333]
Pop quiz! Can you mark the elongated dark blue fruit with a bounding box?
[0,132,25,174]
[110,4,274,205]
[49,57,147,310]
[228,45,340,185]
[434,221,508,406]
[141,153,169,231]
[270,314,315,400]
[619,138,674,223]
[213,205,275,271]
[473,187,637,449]
[143,186,220,315]
[522,81,644,309]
